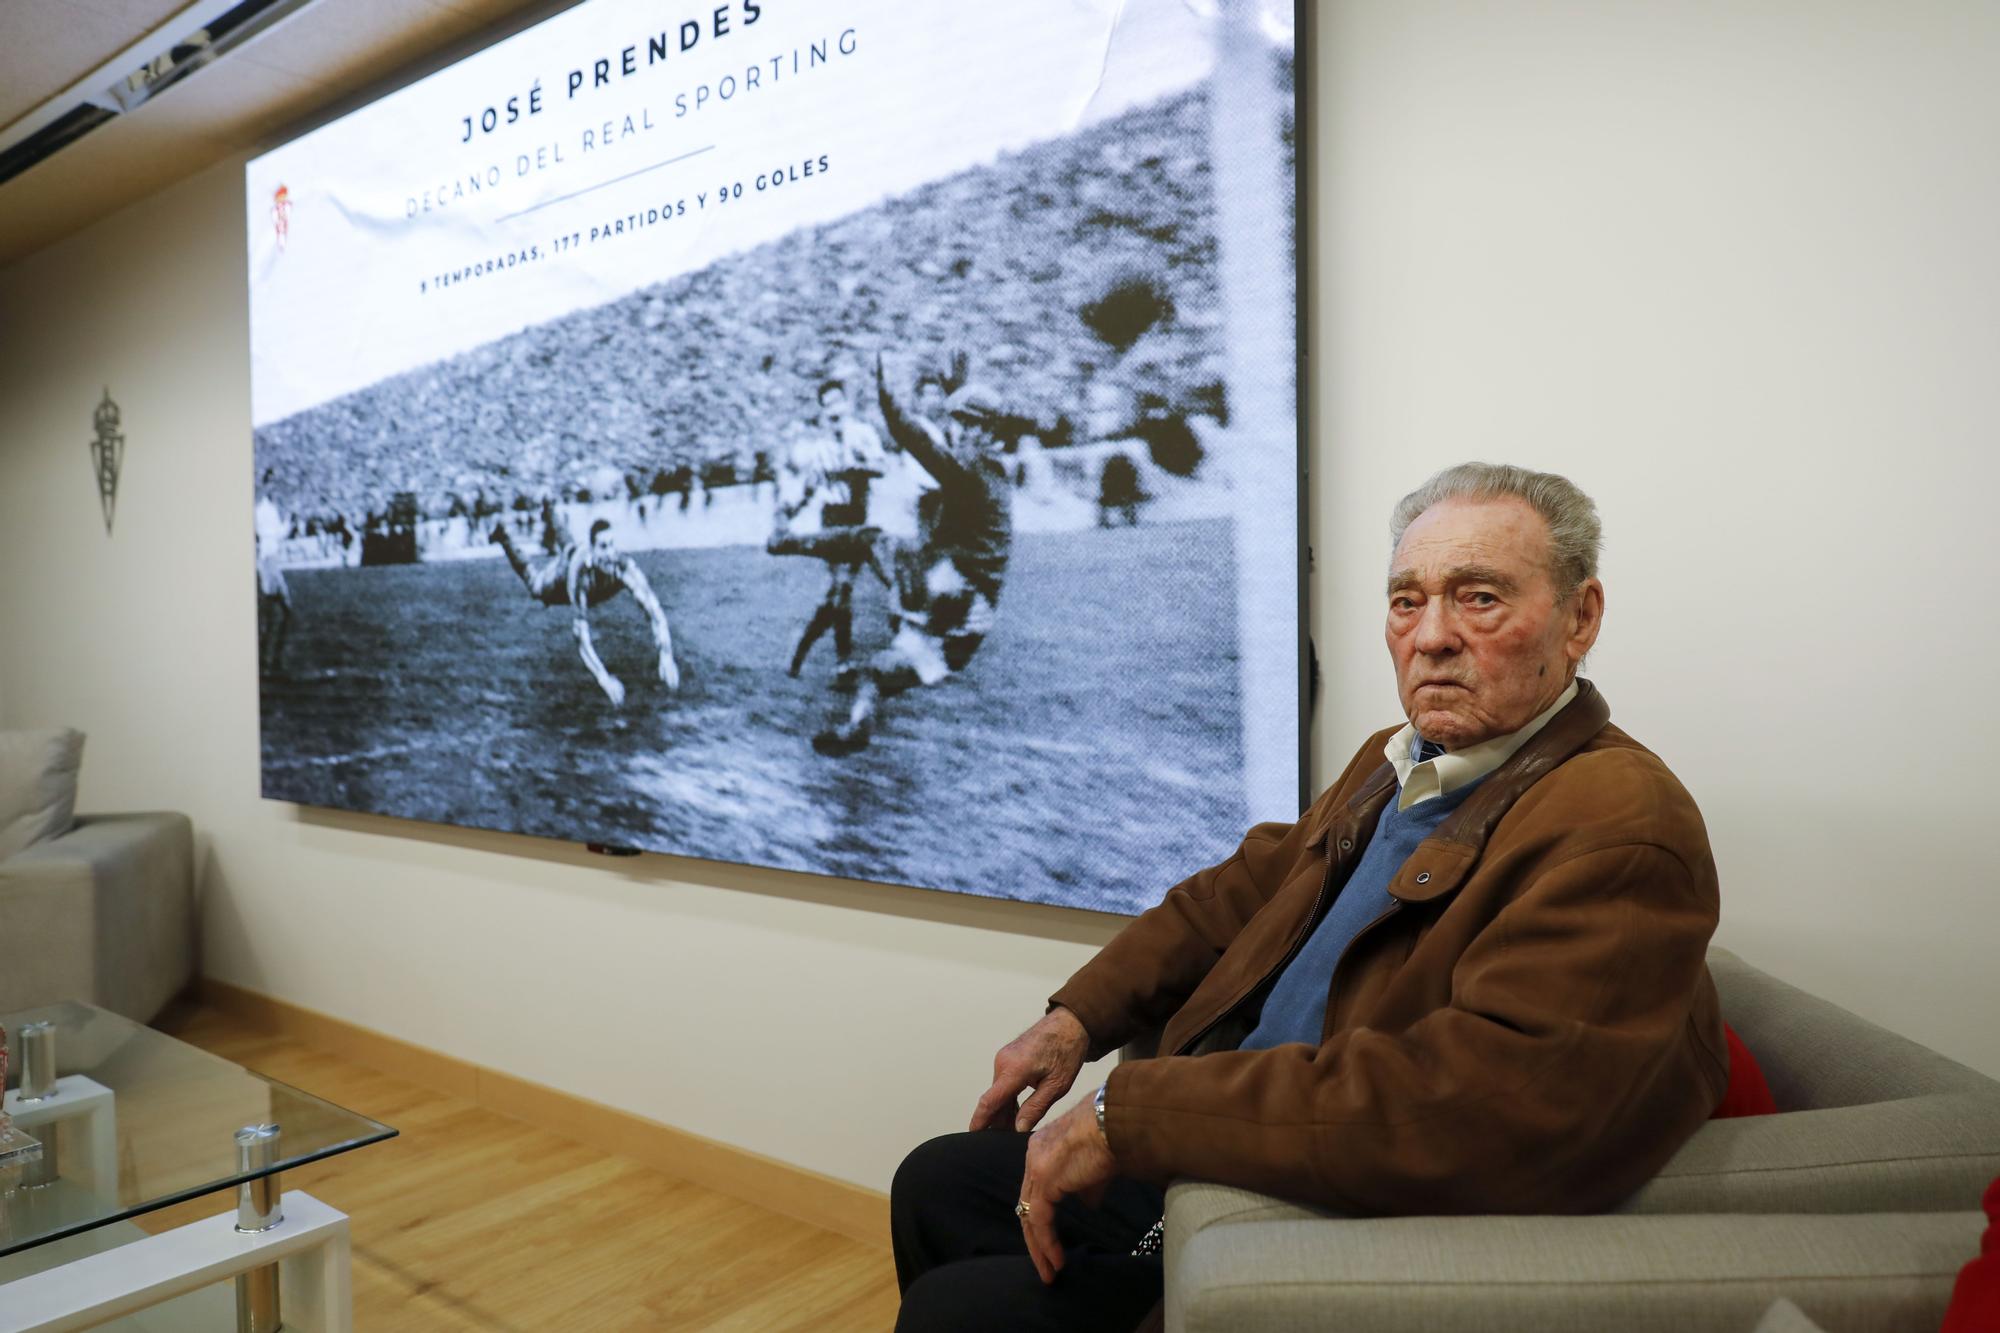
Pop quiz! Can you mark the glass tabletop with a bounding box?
[1,1000,396,1258]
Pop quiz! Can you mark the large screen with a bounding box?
[248,0,1302,914]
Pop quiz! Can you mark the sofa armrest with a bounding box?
[1164,1178,1331,1235]
[1164,1201,1977,1333]
[0,813,194,1020]
[1623,1093,2000,1215]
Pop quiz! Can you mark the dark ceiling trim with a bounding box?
[0,0,320,192]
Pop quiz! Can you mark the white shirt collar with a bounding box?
[1386,680,1579,810]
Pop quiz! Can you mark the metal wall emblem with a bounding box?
[90,389,124,535]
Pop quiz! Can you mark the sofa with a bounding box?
[0,729,195,1022]
[1156,947,2000,1332]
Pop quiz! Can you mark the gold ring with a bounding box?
[1015,1200,1031,1220]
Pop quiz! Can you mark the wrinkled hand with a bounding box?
[971,1007,1089,1133]
[1018,1097,1117,1285]
[658,651,680,691]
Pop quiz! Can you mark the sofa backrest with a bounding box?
[1619,949,2000,1216]
[1708,947,1995,1110]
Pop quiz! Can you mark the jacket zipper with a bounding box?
[1319,900,1402,1043]
[1173,848,1345,1057]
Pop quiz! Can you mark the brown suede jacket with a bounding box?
[1050,681,1728,1216]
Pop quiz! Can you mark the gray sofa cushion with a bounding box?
[0,728,85,862]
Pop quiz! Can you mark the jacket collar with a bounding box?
[1306,680,1612,902]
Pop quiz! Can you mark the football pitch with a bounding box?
[260,519,1258,913]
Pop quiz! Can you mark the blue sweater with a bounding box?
[1241,777,1484,1051]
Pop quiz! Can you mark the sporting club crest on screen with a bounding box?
[246,0,1301,914]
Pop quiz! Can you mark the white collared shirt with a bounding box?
[1386,680,1579,810]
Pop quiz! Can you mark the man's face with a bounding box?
[590,529,618,563]
[1085,380,1126,441]
[947,411,1000,452]
[819,387,849,433]
[1384,496,1603,750]
[917,380,946,419]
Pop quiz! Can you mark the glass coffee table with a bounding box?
[2,1001,395,1332]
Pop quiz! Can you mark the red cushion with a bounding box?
[1709,1023,1778,1118]
[1942,1175,2000,1333]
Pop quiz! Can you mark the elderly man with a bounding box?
[890,463,1728,1332]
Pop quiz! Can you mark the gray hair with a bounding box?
[1390,462,1602,596]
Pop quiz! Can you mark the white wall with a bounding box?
[1308,0,2000,1075]
[1,0,1995,1197]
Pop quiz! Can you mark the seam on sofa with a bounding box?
[1656,1148,2000,1179]
[1190,1203,1323,1230]
[1189,1271,1962,1294]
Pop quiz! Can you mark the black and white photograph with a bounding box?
[248,0,1301,911]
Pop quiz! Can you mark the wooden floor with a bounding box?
[141,1003,902,1330]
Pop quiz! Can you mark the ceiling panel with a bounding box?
[0,3,147,131]
[70,0,207,28]
[232,0,480,89]
[139,52,332,146]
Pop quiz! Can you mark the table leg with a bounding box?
[13,1025,57,1191]
[234,1124,283,1333]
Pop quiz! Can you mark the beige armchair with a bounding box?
[1154,948,1999,1332]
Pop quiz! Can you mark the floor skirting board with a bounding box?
[194,977,892,1249]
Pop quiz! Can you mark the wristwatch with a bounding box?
[1093,1082,1108,1142]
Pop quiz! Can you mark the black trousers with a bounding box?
[891,1131,1166,1333]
